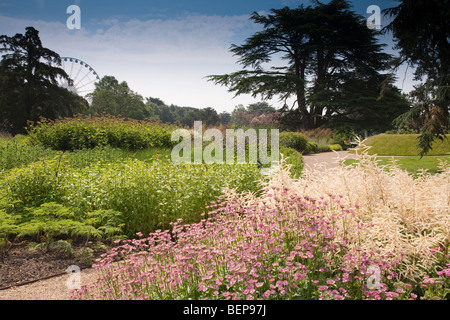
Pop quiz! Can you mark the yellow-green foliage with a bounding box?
[1,157,263,236]
[363,134,450,156]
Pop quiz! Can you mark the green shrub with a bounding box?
[305,142,319,154]
[18,203,83,251]
[1,158,263,237]
[27,116,176,151]
[3,158,67,207]
[329,144,343,151]
[280,146,304,178]
[0,210,19,260]
[279,132,309,153]
[0,137,58,171]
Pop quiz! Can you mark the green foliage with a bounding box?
[146,98,221,127]
[1,156,263,237]
[279,146,304,178]
[0,135,58,171]
[279,132,309,153]
[88,76,152,120]
[305,142,319,154]
[27,116,175,151]
[19,203,82,251]
[329,144,343,151]
[51,240,75,257]
[208,1,395,131]
[0,209,20,260]
[3,158,66,207]
[384,1,449,156]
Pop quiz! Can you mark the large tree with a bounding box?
[0,27,88,134]
[384,0,450,156]
[208,0,400,131]
[88,76,152,120]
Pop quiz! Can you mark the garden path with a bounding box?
[302,150,359,170]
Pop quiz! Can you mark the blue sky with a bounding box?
[0,0,417,113]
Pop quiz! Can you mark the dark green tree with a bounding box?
[208,0,396,131]
[325,73,410,135]
[384,0,450,156]
[0,27,88,134]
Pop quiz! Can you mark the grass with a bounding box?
[344,156,450,175]
[357,134,450,156]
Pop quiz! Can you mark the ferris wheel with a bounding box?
[58,57,100,99]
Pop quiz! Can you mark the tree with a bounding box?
[88,76,151,120]
[0,27,88,134]
[383,0,450,156]
[219,112,231,126]
[325,74,410,135]
[208,0,395,131]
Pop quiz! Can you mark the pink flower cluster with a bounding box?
[71,187,426,300]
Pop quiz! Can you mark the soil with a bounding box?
[0,241,107,290]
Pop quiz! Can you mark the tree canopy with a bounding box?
[88,76,152,120]
[0,27,88,134]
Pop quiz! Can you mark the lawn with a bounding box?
[357,134,450,156]
[344,156,450,175]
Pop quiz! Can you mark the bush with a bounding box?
[27,116,176,151]
[305,142,319,154]
[0,136,58,171]
[1,157,263,237]
[329,144,343,151]
[280,146,304,177]
[279,132,309,153]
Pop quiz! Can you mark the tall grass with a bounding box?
[1,158,263,236]
[295,144,449,281]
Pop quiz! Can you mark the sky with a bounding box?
[0,0,419,113]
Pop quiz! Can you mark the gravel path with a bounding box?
[0,150,358,300]
[0,267,98,300]
[302,150,359,170]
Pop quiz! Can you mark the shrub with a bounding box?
[279,132,309,153]
[280,146,304,177]
[0,136,58,171]
[3,157,67,207]
[1,157,263,237]
[305,142,319,154]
